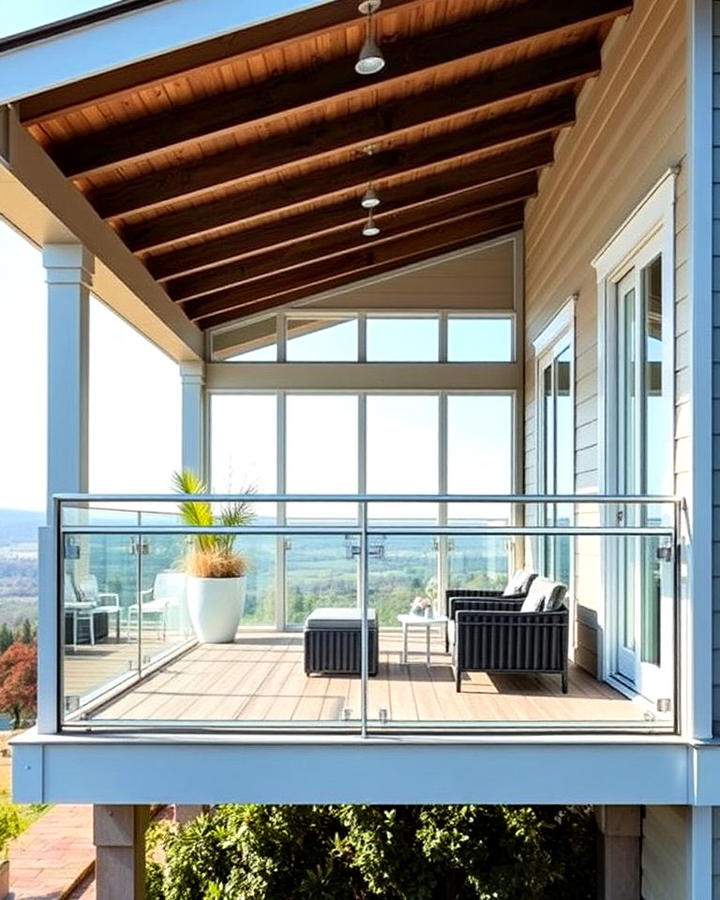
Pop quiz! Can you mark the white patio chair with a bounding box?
[79,575,122,642]
[127,572,187,641]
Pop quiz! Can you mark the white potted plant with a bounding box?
[173,470,254,644]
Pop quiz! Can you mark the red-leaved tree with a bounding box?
[0,642,37,729]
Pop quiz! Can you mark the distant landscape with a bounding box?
[0,509,42,627]
[0,508,510,628]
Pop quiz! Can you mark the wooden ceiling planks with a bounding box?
[18,0,633,330]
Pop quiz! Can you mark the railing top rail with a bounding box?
[59,524,676,536]
[54,492,682,504]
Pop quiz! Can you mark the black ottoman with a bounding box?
[304,607,379,676]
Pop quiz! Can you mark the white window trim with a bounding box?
[592,169,676,689]
[533,298,576,608]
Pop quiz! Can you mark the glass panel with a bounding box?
[366,395,438,520]
[641,256,664,665]
[447,394,512,523]
[62,532,139,720]
[447,317,513,362]
[286,395,358,521]
[286,317,358,361]
[366,317,438,362]
[618,280,637,653]
[211,319,277,361]
[553,347,573,585]
[285,535,358,627]
[210,395,277,493]
[447,535,510,592]
[228,343,277,362]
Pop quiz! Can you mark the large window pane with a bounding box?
[448,317,513,362]
[447,395,512,522]
[286,395,358,521]
[210,395,277,493]
[367,395,438,520]
[367,317,438,362]
[286,318,358,361]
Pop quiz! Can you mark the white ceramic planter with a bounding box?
[0,859,9,900]
[186,576,246,643]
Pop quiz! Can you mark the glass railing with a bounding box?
[53,494,681,734]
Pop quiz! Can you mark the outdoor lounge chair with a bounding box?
[444,568,537,651]
[452,577,569,693]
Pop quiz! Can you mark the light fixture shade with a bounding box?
[362,212,380,237]
[355,35,385,75]
[361,185,380,209]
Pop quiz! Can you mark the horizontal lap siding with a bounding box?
[523,0,686,679]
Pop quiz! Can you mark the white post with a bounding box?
[39,243,94,733]
[44,244,93,500]
[180,360,206,477]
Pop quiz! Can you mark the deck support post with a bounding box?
[595,805,641,900]
[38,242,94,733]
[94,804,150,900]
[180,360,206,477]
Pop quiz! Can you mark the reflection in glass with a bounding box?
[286,318,358,361]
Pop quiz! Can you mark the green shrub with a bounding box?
[0,804,22,860]
[148,805,596,899]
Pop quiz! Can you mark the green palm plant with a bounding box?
[173,470,255,578]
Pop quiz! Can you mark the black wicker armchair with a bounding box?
[452,578,569,693]
[444,569,537,651]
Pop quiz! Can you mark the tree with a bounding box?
[20,618,34,646]
[0,624,13,655]
[0,642,37,729]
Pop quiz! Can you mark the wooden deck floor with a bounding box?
[79,630,652,726]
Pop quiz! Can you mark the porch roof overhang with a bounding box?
[0,0,632,355]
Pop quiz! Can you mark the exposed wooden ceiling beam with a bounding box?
[50,0,628,178]
[19,0,422,125]
[93,45,591,219]
[149,171,538,282]
[170,187,534,303]
[199,225,519,331]
[186,204,524,323]
[123,107,565,253]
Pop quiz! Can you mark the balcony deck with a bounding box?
[65,629,652,727]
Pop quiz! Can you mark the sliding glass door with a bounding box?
[610,255,673,701]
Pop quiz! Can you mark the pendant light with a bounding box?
[362,209,380,237]
[361,183,380,210]
[355,0,385,76]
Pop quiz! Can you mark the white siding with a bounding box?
[523,0,687,674]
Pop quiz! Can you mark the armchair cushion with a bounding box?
[503,568,537,596]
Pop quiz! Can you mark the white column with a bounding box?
[180,360,206,477]
[38,243,94,734]
[44,243,94,501]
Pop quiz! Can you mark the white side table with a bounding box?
[397,613,449,666]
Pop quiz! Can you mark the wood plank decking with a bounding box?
[68,629,653,726]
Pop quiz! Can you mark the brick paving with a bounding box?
[8,805,94,900]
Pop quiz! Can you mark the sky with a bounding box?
[0,0,122,39]
[0,220,180,512]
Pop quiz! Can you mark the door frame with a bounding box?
[593,170,676,696]
[533,297,576,585]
